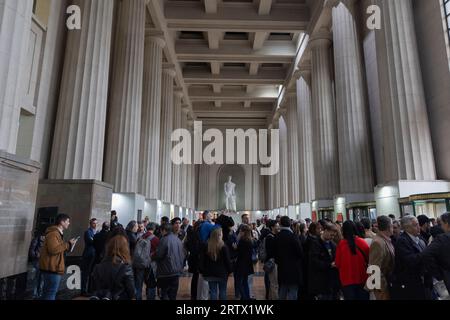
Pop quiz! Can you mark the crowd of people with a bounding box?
[28,209,450,301]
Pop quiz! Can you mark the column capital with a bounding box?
[174,87,184,99]
[181,104,190,114]
[145,30,166,48]
[309,28,332,49]
[162,63,177,78]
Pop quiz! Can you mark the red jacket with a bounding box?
[335,237,369,287]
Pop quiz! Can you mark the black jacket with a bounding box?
[265,232,276,261]
[126,231,138,256]
[391,232,433,300]
[200,246,233,279]
[235,239,254,276]
[91,257,135,300]
[185,225,201,273]
[422,232,450,292]
[308,237,339,295]
[93,230,109,264]
[274,229,304,286]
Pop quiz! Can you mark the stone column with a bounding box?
[252,165,261,210]
[332,1,374,193]
[297,72,315,203]
[104,0,146,193]
[49,0,114,179]
[279,114,289,208]
[272,119,281,209]
[376,0,436,181]
[139,31,165,200]
[171,89,184,206]
[285,91,300,205]
[310,30,340,199]
[180,108,189,208]
[0,0,33,153]
[191,164,196,210]
[159,64,176,204]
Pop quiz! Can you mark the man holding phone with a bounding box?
[39,214,77,300]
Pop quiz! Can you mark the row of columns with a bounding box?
[268,0,436,218]
[45,0,195,217]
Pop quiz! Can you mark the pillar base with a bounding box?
[111,192,145,226]
[37,179,113,256]
[0,151,40,279]
[375,180,450,218]
[334,193,374,221]
[312,199,334,221]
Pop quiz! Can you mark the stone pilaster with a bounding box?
[285,91,301,205]
[171,89,184,206]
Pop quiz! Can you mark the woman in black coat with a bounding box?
[125,221,138,256]
[234,225,254,300]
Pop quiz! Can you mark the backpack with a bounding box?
[258,233,273,263]
[132,235,154,269]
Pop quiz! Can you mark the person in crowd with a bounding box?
[361,217,376,246]
[263,219,280,300]
[199,227,233,300]
[372,219,379,234]
[81,218,98,296]
[93,222,110,265]
[180,217,192,242]
[171,217,184,242]
[368,216,395,300]
[234,224,254,300]
[274,216,304,300]
[185,220,203,300]
[125,220,138,256]
[422,213,450,294]
[355,221,366,239]
[308,223,339,300]
[301,222,322,300]
[155,217,170,238]
[28,231,45,299]
[391,220,401,246]
[417,215,432,244]
[132,222,158,301]
[299,222,308,245]
[237,214,251,234]
[200,210,215,243]
[197,210,215,299]
[154,223,186,300]
[251,222,260,240]
[391,215,433,300]
[90,234,135,300]
[332,222,343,245]
[143,216,150,229]
[335,220,370,300]
[430,217,444,242]
[39,214,77,300]
[110,211,119,230]
[388,214,396,221]
[136,221,146,240]
[305,218,312,229]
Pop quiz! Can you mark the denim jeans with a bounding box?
[158,276,180,300]
[235,274,250,300]
[32,261,44,299]
[41,272,62,300]
[342,285,370,301]
[208,279,228,300]
[279,284,298,300]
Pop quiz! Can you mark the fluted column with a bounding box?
[279,114,289,207]
[272,120,281,209]
[376,0,436,181]
[0,0,34,153]
[180,109,189,208]
[49,0,114,179]
[310,31,340,199]
[159,64,176,203]
[285,92,301,205]
[297,72,315,202]
[139,31,165,200]
[333,1,374,193]
[171,89,184,206]
[191,164,196,210]
[104,0,145,193]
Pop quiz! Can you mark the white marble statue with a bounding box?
[224,176,237,212]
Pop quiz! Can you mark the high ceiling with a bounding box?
[147,0,312,128]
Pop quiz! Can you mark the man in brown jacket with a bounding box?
[368,215,395,300]
[40,214,77,300]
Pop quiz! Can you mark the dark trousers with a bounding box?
[191,272,199,300]
[235,274,250,300]
[264,272,270,300]
[81,255,95,294]
[342,285,370,301]
[158,276,180,300]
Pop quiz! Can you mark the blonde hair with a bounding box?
[207,228,224,261]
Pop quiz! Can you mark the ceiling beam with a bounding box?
[252,31,269,50]
[184,69,286,85]
[210,61,221,75]
[205,31,224,49]
[189,85,279,102]
[165,1,309,33]
[249,62,259,76]
[258,0,273,15]
[204,0,218,14]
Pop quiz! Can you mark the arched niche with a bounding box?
[217,164,245,211]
